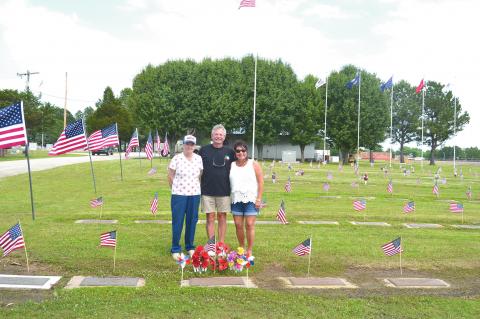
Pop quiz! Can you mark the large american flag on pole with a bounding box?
[381,237,403,256]
[125,129,139,159]
[0,223,25,257]
[292,238,311,256]
[150,192,158,215]
[100,230,117,247]
[449,202,464,213]
[0,102,28,149]
[239,0,255,9]
[155,130,161,155]
[161,133,169,157]
[87,123,119,151]
[48,119,87,155]
[145,131,154,160]
[276,200,288,224]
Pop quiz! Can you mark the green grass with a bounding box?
[1,158,479,318]
[0,150,85,161]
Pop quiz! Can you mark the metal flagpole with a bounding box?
[357,72,361,162]
[137,128,141,168]
[113,231,117,272]
[21,101,36,221]
[307,235,312,277]
[421,88,425,170]
[18,221,30,272]
[390,83,394,168]
[453,97,457,174]
[83,117,97,195]
[116,123,123,181]
[251,54,258,160]
[323,77,328,164]
[399,237,403,276]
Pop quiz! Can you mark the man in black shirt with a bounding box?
[199,124,235,244]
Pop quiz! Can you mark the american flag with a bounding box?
[322,182,330,191]
[239,0,255,9]
[145,131,154,160]
[466,187,472,200]
[0,223,25,257]
[100,230,116,247]
[154,130,161,155]
[48,119,87,156]
[0,102,27,149]
[276,200,288,224]
[90,197,103,208]
[351,181,359,188]
[87,123,119,151]
[292,238,311,256]
[403,201,415,213]
[449,202,464,213]
[387,181,393,193]
[147,167,157,176]
[353,199,366,211]
[125,129,139,159]
[381,237,403,256]
[204,235,216,253]
[432,183,439,196]
[284,177,292,193]
[161,133,169,157]
[150,192,158,215]
[327,172,333,180]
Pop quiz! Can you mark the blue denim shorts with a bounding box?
[231,201,259,216]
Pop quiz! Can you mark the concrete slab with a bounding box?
[383,277,450,288]
[297,221,339,225]
[65,276,145,289]
[350,196,376,200]
[75,220,118,224]
[404,223,443,229]
[278,277,357,289]
[181,276,256,288]
[318,196,341,199]
[451,225,480,229]
[134,220,171,224]
[0,274,61,290]
[350,221,391,227]
[256,221,283,225]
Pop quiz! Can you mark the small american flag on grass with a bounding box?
[432,183,439,196]
[239,0,255,9]
[276,200,288,224]
[381,237,403,256]
[90,197,103,208]
[403,201,415,213]
[147,167,157,176]
[0,223,25,257]
[150,192,158,215]
[100,231,116,247]
[292,238,311,256]
[466,187,472,200]
[204,236,216,253]
[387,180,393,193]
[353,199,366,211]
[449,202,464,213]
[284,177,292,193]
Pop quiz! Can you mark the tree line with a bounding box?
[0,55,470,164]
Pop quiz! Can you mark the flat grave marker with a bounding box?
[404,223,443,229]
[181,276,256,288]
[350,221,391,227]
[75,219,118,224]
[0,274,61,290]
[66,276,145,289]
[134,220,171,224]
[383,277,450,288]
[451,225,480,229]
[298,221,339,225]
[278,277,357,289]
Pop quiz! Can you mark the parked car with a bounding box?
[92,147,114,156]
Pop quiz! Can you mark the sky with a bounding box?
[0,0,479,148]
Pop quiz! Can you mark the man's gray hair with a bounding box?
[211,124,226,135]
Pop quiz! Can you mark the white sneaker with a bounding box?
[188,250,195,257]
[172,252,180,260]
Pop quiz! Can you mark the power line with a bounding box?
[17,70,40,92]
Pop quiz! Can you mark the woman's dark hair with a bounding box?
[233,140,248,151]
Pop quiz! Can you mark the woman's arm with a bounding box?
[253,161,264,208]
[168,168,176,187]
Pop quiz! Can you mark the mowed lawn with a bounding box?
[1,158,479,318]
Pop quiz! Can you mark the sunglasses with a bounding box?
[235,149,247,153]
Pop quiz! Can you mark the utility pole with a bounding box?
[64,72,68,128]
[17,70,40,92]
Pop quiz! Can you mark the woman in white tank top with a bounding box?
[229,141,264,256]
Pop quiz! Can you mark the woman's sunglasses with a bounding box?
[235,149,247,153]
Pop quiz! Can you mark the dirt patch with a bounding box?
[254,262,292,290]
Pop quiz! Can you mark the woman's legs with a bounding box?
[184,195,200,252]
[245,216,256,256]
[171,195,187,253]
[233,215,245,248]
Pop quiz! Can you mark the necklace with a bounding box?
[236,159,248,167]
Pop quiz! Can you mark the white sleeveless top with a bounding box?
[229,159,257,203]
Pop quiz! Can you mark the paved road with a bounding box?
[0,154,121,179]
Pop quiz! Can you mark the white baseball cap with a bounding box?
[183,135,196,145]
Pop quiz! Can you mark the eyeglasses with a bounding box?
[235,149,247,153]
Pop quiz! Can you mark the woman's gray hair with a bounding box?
[211,124,226,135]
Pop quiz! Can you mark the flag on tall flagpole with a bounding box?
[403,201,415,213]
[381,237,403,256]
[87,124,119,151]
[48,119,87,155]
[145,131,154,160]
[292,238,311,256]
[380,76,393,92]
[161,133,170,157]
[315,78,326,89]
[150,192,158,215]
[0,223,25,257]
[415,79,425,94]
[238,0,255,9]
[100,230,117,247]
[0,102,28,149]
[284,177,292,193]
[449,202,464,213]
[276,200,288,224]
[90,197,103,208]
[125,129,139,159]
[346,72,360,89]
[353,199,366,211]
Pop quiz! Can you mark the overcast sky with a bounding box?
[1,0,479,148]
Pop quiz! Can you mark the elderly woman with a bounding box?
[229,141,264,256]
[168,135,203,260]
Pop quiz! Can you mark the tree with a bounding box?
[421,82,469,165]
[391,80,421,163]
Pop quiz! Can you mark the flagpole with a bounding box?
[357,72,361,163]
[421,88,425,170]
[113,231,117,273]
[18,221,30,272]
[389,83,394,168]
[453,97,457,174]
[307,235,312,277]
[323,77,328,163]
[137,128,141,168]
[251,54,258,160]
[400,237,403,276]
[21,101,36,221]
[116,123,123,181]
[83,118,97,195]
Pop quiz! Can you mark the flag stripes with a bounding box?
[0,102,27,149]
[90,197,103,208]
[100,231,117,247]
[381,237,403,256]
[150,192,158,215]
[48,119,87,155]
[293,238,311,256]
[0,223,25,257]
[276,200,288,224]
[87,123,119,151]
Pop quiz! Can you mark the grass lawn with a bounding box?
[0,150,86,161]
[1,158,479,318]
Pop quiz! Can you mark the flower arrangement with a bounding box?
[190,246,210,273]
[176,253,190,269]
[227,247,254,272]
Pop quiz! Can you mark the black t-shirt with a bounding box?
[199,144,236,196]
